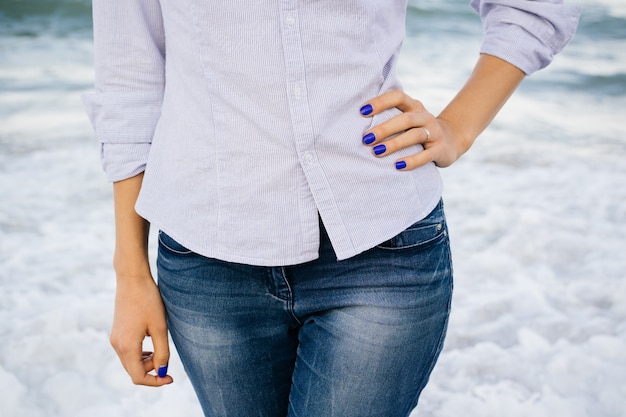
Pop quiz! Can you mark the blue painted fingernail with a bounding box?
[396,161,407,170]
[373,144,386,155]
[363,133,376,145]
[158,365,168,378]
[360,104,373,116]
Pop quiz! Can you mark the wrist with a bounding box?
[436,115,474,159]
[113,248,152,280]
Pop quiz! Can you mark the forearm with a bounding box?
[437,53,525,158]
[112,172,151,279]
[109,172,172,386]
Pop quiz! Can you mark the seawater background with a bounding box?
[0,0,624,416]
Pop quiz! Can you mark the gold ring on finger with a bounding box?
[423,127,431,142]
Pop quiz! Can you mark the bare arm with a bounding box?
[112,174,151,274]
[360,54,525,169]
[109,173,173,386]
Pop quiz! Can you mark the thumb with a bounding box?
[150,322,171,379]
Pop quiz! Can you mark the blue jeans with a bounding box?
[157,200,453,417]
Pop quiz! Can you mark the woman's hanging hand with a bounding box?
[110,273,173,387]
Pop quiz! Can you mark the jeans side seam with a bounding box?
[405,261,453,415]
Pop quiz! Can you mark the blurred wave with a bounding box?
[0,0,92,36]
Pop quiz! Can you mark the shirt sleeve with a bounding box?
[81,0,165,182]
[470,0,582,75]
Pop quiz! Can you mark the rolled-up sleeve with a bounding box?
[471,0,581,75]
[82,0,165,182]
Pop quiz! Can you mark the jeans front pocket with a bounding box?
[376,200,447,251]
[158,231,195,256]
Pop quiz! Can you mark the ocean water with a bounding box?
[1,1,624,416]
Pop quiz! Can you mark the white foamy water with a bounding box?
[1,1,624,416]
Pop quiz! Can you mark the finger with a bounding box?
[360,90,423,117]
[395,148,436,171]
[124,346,173,386]
[364,115,430,148]
[142,352,155,373]
[370,127,431,157]
[362,111,429,145]
[115,336,172,386]
[149,323,171,380]
[110,334,133,375]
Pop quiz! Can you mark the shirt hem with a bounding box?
[333,190,444,261]
[136,205,321,268]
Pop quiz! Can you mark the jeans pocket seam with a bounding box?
[375,225,446,251]
[158,232,194,255]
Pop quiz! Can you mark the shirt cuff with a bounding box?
[471,0,582,75]
[100,142,152,183]
[81,90,163,182]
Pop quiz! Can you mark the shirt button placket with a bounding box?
[278,1,319,251]
[280,2,315,167]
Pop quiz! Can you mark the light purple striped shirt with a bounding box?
[82,0,580,266]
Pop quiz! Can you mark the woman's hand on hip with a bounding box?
[360,90,466,170]
[110,273,173,387]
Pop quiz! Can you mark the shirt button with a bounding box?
[285,15,296,26]
[293,84,302,98]
[304,152,314,164]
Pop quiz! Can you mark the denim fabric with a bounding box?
[157,200,453,417]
